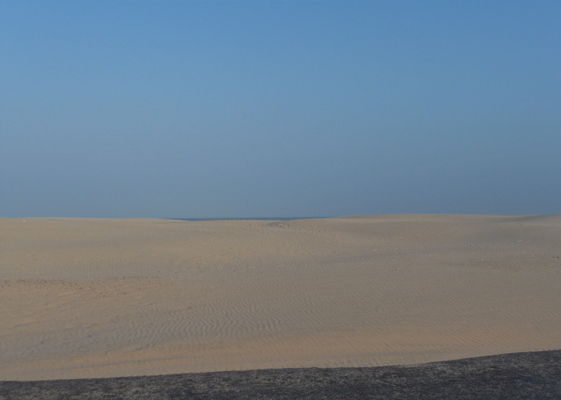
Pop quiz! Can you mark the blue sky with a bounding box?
[1,1,560,218]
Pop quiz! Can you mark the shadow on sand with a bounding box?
[2,350,561,399]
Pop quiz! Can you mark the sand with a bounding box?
[1,214,560,381]
[4,351,561,399]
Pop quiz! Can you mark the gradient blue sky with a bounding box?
[1,1,560,218]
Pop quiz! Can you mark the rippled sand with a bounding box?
[1,215,560,380]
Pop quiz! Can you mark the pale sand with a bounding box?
[1,215,560,381]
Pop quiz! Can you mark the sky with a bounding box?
[1,1,560,219]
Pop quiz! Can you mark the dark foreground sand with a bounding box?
[2,350,561,399]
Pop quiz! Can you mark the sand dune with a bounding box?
[1,215,560,381]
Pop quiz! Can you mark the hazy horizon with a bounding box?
[2,1,560,219]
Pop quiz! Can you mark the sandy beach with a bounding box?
[1,214,560,381]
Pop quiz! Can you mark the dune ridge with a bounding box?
[1,215,560,381]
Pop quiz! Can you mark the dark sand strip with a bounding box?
[2,350,560,399]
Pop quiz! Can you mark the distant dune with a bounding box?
[1,215,560,381]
